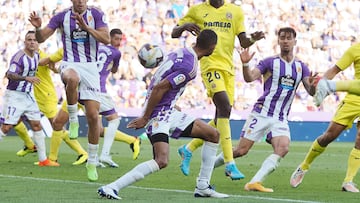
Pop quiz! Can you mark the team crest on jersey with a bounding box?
[296,66,301,73]
[88,16,93,23]
[173,74,186,85]
[226,12,232,20]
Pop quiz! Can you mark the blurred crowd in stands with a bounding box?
[0,0,359,116]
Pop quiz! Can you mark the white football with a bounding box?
[138,43,164,69]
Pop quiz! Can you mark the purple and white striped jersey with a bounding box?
[252,55,310,121]
[47,7,108,63]
[6,50,39,92]
[145,47,198,118]
[97,44,121,93]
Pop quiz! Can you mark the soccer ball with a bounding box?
[138,43,164,69]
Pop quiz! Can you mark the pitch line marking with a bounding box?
[0,174,320,203]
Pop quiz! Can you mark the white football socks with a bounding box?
[250,153,281,183]
[108,159,160,191]
[101,118,120,157]
[197,141,218,189]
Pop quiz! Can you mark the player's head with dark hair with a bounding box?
[110,28,122,37]
[277,27,297,53]
[24,30,38,53]
[26,30,36,37]
[195,29,217,57]
[278,27,296,38]
[110,28,123,48]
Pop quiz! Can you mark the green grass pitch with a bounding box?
[0,136,359,203]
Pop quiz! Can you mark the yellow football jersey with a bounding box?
[34,49,57,102]
[178,2,246,75]
[336,43,360,102]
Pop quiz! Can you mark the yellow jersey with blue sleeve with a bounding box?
[34,49,58,118]
[178,2,246,75]
[336,43,360,103]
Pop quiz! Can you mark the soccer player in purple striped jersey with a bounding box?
[0,31,58,167]
[97,28,141,166]
[213,27,317,192]
[98,30,229,199]
[28,0,110,181]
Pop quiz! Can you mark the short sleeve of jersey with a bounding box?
[232,5,246,35]
[91,7,108,29]
[336,45,355,71]
[301,62,311,78]
[49,48,64,63]
[8,61,20,73]
[167,70,190,89]
[113,50,121,70]
[178,5,197,26]
[256,57,272,74]
[166,59,194,89]
[8,51,23,73]
[47,11,64,30]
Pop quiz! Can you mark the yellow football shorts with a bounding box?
[201,69,235,105]
[36,96,58,119]
[332,100,360,129]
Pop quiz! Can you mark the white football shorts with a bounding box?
[1,90,41,125]
[241,112,291,142]
[145,109,195,139]
[59,61,100,102]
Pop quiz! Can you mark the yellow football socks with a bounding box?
[301,140,326,170]
[336,80,360,95]
[63,130,87,155]
[14,121,35,148]
[49,130,64,161]
[217,118,233,163]
[344,148,360,183]
[114,130,136,144]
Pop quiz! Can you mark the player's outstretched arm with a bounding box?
[28,11,55,43]
[237,31,265,49]
[171,23,200,38]
[127,79,172,129]
[238,48,261,82]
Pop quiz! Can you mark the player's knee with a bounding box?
[62,70,80,85]
[52,120,64,131]
[208,129,220,143]
[217,105,232,117]
[276,147,289,157]
[317,134,333,146]
[1,125,11,134]
[86,113,99,125]
[31,122,42,131]
[155,158,168,169]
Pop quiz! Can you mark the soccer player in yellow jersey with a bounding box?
[171,0,264,179]
[290,43,360,192]
[15,47,88,166]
